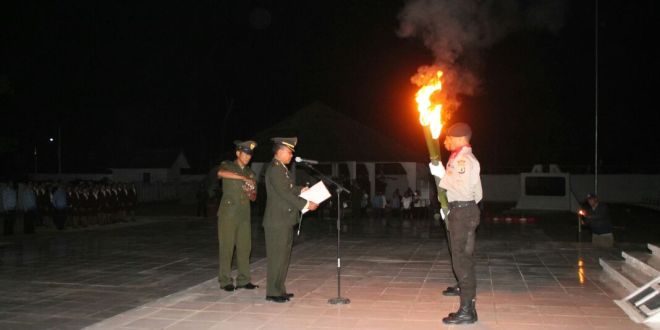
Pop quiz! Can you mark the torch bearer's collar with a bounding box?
[448,144,471,161]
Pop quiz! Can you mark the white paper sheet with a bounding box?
[299,181,331,213]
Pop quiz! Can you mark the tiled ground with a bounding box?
[0,216,242,329]
[87,237,651,329]
[0,206,657,329]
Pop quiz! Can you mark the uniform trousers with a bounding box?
[218,215,252,287]
[592,233,614,248]
[264,225,293,296]
[447,204,480,303]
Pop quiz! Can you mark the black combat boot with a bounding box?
[442,298,477,325]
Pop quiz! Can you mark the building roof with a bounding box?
[111,149,190,169]
[249,102,424,163]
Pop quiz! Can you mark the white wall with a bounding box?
[28,170,660,206]
[112,168,169,183]
[30,173,112,182]
[249,161,660,206]
[481,174,660,204]
[481,175,523,202]
[137,181,200,203]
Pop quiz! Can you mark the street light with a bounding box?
[33,137,55,174]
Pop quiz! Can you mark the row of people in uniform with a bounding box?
[1,181,138,235]
[64,182,139,228]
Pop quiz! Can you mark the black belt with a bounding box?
[448,201,476,210]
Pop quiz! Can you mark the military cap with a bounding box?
[234,140,257,155]
[271,137,297,151]
[446,122,472,137]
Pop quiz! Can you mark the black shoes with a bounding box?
[442,285,460,296]
[236,283,259,289]
[265,293,293,302]
[266,295,289,303]
[442,299,477,324]
[221,284,235,292]
[223,283,259,291]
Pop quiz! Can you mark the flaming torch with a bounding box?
[413,66,449,218]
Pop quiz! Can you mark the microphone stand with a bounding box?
[297,161,351,305]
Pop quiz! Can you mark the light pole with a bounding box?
[57,126,62,174]
[33,145,38,174]
[594,0,599,195]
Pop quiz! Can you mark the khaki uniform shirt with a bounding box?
[217,160,256,217]
[439,146,483,203]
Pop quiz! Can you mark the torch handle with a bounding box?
[422,126,450,215]
[431,163,450,215]
[422,127,441,161]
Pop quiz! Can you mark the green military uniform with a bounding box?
[217,141,257,288]
[263,137,307,298]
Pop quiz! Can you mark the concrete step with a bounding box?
[649,243,660,257]
[615,276,660,325]
[600,245,659,292]
[600,259,655,292]
[601,243,660,325]
[623,251,660,278]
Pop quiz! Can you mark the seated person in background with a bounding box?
[579,193,613,248]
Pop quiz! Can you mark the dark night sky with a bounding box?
[1,1,659,176]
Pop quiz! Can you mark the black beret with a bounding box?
[447,122,472,137]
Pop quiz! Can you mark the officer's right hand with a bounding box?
[429,162,446,178]
[308,202,319,211]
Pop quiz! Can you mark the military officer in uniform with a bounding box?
[430,123,482,325]
[217,140,259,291]
[263,137,318,303]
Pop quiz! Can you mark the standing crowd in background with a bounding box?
[350,186,431,222]
[1,180,138,235]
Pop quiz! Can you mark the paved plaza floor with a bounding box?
[0,204,658,329]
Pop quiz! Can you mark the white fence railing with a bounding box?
[136,181,202,203]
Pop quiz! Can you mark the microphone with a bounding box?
[294,156,319,165]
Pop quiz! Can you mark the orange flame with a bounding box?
[414,70,444,139]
